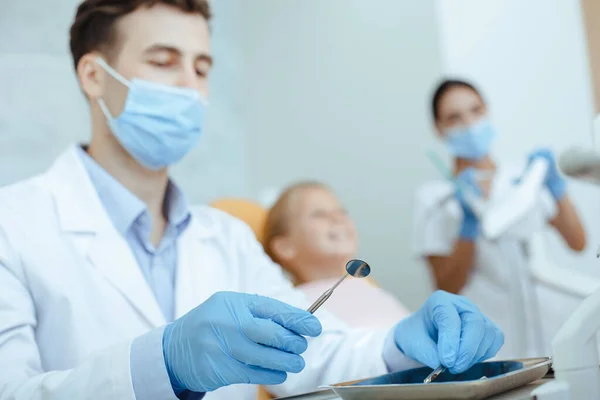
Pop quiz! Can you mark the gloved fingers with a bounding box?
[452,295,483,314]
[457,167,478,182]
[430,296,462,369]
[455,167,482,199]
[395,322,441,370]
[229,339,306,374]
[527,151,538,164]
[412,335,442,370]
[470,321,498,364]
[526,149,564,197]
[450,316,493,374]
[413,336,441,369]
[242,317,308,355]
[528,148,556,170]
[242,364,288,386]
[449,312,486,374]
[270,312,322,338]
[248,295,322,337]
[478,326,504,363]
[531,148,553,158]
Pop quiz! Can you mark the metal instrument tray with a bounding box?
[328,357,551,400]
[274,389,339,400]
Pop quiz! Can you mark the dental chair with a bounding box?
[210,198,268,245]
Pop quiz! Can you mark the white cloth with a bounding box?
[0,146,419,400]
[413,160,558,358]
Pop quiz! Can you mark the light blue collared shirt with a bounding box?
[79,148,190,322]
[78,148,203,400]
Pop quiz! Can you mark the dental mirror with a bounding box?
[306,259,371,314]
[345,259,371,278]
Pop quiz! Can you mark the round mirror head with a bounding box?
[346,259,371,278]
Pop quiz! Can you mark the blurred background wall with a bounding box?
[1,0,598,310]
[235,0,442,309]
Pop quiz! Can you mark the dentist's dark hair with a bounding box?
[69,0,212,70]
[431,79,484,121]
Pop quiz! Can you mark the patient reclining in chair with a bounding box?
[263,181,409,329]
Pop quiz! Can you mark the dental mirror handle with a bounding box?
[330,273,348,291]
[306,274,348,314]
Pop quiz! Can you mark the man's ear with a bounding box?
[77,53,106,99]
[434,121,445,138]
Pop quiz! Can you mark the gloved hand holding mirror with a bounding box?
[161,264,504,395]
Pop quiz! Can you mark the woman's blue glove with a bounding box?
[455,167,481,241]
[394,291,504,374]
[162,292,322,393]
[528,148,566,201]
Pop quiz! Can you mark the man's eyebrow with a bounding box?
[143,44,182,56]
[144,44,213,65]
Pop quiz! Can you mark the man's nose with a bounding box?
[176,67,202,91]
[463,114,481,126]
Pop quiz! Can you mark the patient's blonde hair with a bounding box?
[263,181,330,266]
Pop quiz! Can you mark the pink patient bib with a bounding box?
[299,278,410,329]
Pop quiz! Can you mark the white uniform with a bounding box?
[0,146,420,400]
[414,160,557,359]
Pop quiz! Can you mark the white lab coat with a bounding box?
[0,146,415,400]
[413,160,560,359]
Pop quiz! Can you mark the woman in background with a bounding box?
[264,181,410,329]
[414,78,586,357]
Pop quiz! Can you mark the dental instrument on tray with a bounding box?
[423,366,446,384]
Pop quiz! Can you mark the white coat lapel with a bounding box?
[174,209,221,319]
[47,146,166,328]
[87,228,166,327]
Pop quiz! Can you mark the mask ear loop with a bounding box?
[95,57,131,121]
[95,57,131,88]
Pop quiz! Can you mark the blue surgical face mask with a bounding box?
[445,118,497,160]
[95,58,206,170]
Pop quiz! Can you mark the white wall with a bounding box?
[0,1,247,203]
[0,1,89,184]
[236,0,443,309]
[436,0,600,340]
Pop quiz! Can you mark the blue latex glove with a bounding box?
[394,291,504,374]
[455,167,481,240]
[527,148,566,201]
[162,292,322,393]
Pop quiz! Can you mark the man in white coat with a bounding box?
[0,1,504,399]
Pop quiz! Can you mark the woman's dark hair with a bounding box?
[431,79,483,121]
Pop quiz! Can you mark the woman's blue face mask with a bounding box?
[445,118,497,160]
[95,57,207,170]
